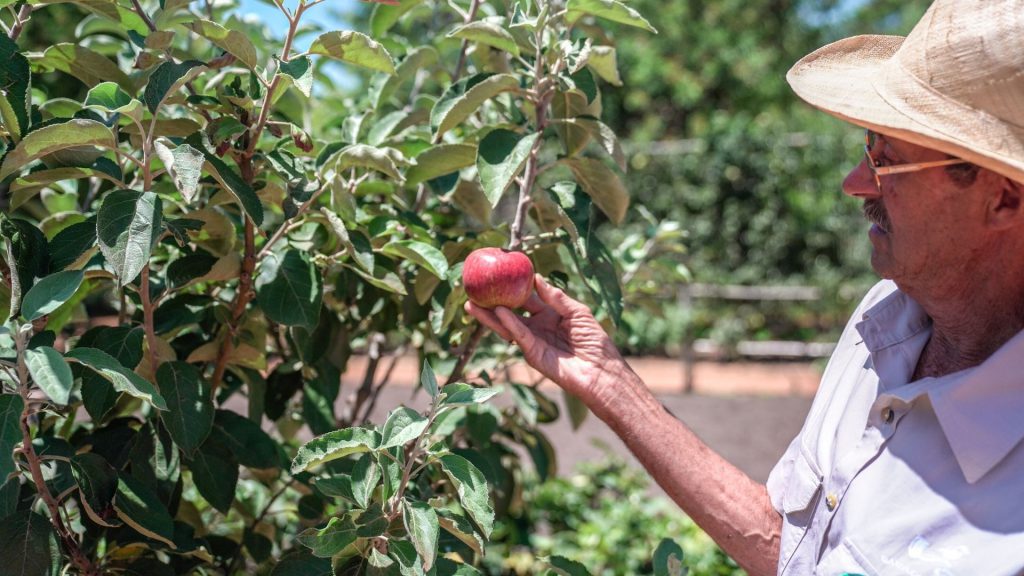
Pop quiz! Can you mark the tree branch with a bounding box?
[140,265,160,379]
[8,4,32,41]
[14,326,99,575]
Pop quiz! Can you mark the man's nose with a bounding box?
[843,159,881,199]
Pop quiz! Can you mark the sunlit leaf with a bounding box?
[96,189,163,287]
[24,346,72,405]
[65,347,168,410]
[291,427,380,473]
[447,21,520,56]
[565,0,657,32]
[21,269,83,321]
[438,454,494,538]
[186,19,258,69]
[431,73,519,139]
[403,500,438,571]
[307,31,395,74]
[0,119,115,181]
[477,129,540,207]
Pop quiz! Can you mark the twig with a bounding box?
[445,324,486,386]
[452,0,483,82]
[8,4,32,41]
[348,333,384,426]
[210,216,255,391]
[225,477,296,574]
[14,327,99,575]
[358,350,404,425]
[129,0,156,32]
[139,265,160,378]
[256,184,328,260]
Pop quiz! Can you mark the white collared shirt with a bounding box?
[766,280,1024,575]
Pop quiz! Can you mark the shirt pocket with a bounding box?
[783,449,823,516]
[779,451,824,574]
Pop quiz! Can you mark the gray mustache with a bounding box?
[863,199,891,232]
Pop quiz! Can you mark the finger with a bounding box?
[534,274,581,316]
[494,306,539,355]
[522,292,547,315]
[464,302,514,341]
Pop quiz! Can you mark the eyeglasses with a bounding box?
[864,129,968,192]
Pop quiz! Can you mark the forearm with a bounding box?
[590,365,782,576]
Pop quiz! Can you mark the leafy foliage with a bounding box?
[0,0,678,572]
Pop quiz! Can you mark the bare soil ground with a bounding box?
[346,357,820,486]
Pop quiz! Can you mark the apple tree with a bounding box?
[0,0,686,573]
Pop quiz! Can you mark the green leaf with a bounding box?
[143,60,205,113]
[435,558,484,575]
[213,409,280,469]
[21,269,83,321]
[270,549,332,576]
[153,141,204,204]
[0,394,23,482]
[406,144,477,186]
[379,406,429,450]
[70,453,120,528]
[0,118,116,181]
[186,19,258,69]
[421,362,438,399]
[477,129,540,207]
[447,21,520,55]
[279,56,314,97]
[402,500,439,571]
[156,361,213,457]
[334,144,404,182]
[307,31,395,74]
[96,189,163,287]
[184,133,264,226]
[1,215,47,317]
[436,508,485,556]
[563,157,629,224]
[565,0,657,32]
[653,538,686,576]
[586,45,622,86]
[373,46,438,109]
[441,383,501,407]
[189,436,238,514]
[65,347,168,410]
[296,513,359,557]
[544,556,593,576]
[563,389,589,430]
[24,346,72,406]
[114,474,176,548]
[166,252,217,289]
[382,240,448,279]
[431,73,519,138]
[255,249,323,329]
[0,510,59,576]
[84,81,143,121]
[33,42,134,92]
[291,427,380,474]
[369,0,423,37]
[0,38,31,142]
[350,452,381,509]
[438,454,494,538]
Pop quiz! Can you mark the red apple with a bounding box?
[462,248,535,309]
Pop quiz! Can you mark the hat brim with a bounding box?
[788,35,1024,185]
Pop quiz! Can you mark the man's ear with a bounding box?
[988,176,1024,230]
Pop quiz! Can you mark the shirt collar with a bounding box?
[859,285,1024,484]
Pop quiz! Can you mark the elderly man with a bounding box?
[467,1,1024,574]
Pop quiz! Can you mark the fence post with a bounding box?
[678,284,695,394]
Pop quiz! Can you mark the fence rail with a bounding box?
[677,283,834,393]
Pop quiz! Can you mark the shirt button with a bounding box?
[826,493,838,511]
[882,407,895,424]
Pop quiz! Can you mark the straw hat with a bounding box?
[787,0,1024,185]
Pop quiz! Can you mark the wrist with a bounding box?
[587,361,658,422]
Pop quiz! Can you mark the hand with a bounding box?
[464,274,628,408]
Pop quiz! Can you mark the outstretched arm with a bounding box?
[467,275,782,576]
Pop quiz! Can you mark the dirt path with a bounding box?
[347,357,821,485]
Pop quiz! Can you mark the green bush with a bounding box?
[485,455,745,575]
